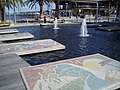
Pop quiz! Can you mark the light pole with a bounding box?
[65,3,68,17]
[35,3,37,19]
[96,2,98,22]
[69,0,72,18]
[8,8,11,21]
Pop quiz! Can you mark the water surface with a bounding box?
[16,24,120,66]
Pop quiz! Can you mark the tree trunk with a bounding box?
[40,5,43,18]
[55,3,59,19]
[39,0,44,18]
[1,7,6,22]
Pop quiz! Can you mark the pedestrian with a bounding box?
[44,16,46,23]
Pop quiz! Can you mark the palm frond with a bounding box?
[24,0,38,9]
[5,0,24,9]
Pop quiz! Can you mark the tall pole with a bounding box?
[69,0,72,18]
[96,2,98,22]
[89,0,90,22]
[66,3,68,17]
[13,0,16,24]
[35,4,37,18]
[8,8,11,20]
[108,0,110,21]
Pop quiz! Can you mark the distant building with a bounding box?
[59,0,116,17]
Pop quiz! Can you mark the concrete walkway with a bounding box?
[0,53,30,90]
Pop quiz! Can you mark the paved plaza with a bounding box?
[0,16,120,90]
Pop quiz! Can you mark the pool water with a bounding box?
[16,24,120,66]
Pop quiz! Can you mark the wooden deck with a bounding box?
[0,53,30,90]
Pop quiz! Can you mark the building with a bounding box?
[59,0,116,17]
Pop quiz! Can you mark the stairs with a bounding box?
[109,7,116,14]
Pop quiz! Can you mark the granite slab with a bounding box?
[0,32,34,41]
[0,29,18,34]
[0,39,65,55]
[20,53,120,90]
[96,26,120,31]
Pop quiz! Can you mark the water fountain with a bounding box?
[53,18,60,29]
[80,18,89,37]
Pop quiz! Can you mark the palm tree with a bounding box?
[0,0,6,22]
[24,0,44,18]
[6,0,23,9]
[53,0,60,18]
[0,0,24,22]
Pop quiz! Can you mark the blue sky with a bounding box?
[6,3,55,13]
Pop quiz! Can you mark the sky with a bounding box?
[5,3,55,13]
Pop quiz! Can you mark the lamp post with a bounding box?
[35,3,37,19]
[89,0,90,22]
[65,3,68,17]
[96,2,98,22]
[108,0,110,21]
[8,8,11,21]
[69,0,72,18]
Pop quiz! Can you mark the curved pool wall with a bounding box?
[14,24,120,66]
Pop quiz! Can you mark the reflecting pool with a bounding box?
[16,24,120,66]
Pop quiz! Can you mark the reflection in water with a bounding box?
[79,38,88,49]
[53,18,60,29]
[54,29,58,38]
[78,38,89,55]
